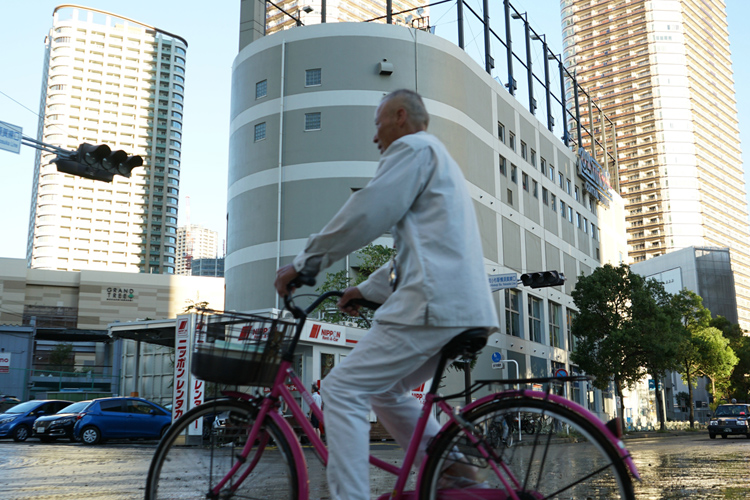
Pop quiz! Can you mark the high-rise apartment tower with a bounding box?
[561,0,750,329]
[176,224,219,276]
[28,6,186,274]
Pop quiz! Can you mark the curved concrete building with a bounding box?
[227,22,627,418]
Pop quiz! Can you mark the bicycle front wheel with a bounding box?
[145,399,299,500]
[420,397,634,500]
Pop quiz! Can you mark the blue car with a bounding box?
[73,397,171,445]
[0,400,71,442]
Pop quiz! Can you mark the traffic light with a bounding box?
[520,270,566,288]
[52,143,143,183]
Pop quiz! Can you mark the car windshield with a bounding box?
[3,401,40,414]
[57,401,90,414]
[715,406,748,417]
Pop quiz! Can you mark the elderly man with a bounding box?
[275,89,499,499]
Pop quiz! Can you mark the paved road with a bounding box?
[0,432,748,499]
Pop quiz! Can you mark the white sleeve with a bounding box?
[293,143,430,276]
[356,261,393,304]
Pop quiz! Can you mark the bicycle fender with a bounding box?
[459,391,640,481]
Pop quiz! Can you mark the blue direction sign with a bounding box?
[0,121,22,154]
[491,351,504,369]
[488,273,518,292]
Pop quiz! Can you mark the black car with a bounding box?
[33,400,91,443]
[708,403,750,439]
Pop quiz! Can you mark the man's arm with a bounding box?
[291,143,431,278]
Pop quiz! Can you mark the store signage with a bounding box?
[0,121,22,154]
[577,147,613,207]
[304,321,345,345]
[105,287,135,302]
[0,353,10,373]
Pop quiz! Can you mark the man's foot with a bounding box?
[437,463,490,490]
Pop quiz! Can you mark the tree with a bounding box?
[672,290,738,428]
[183,300,210,313]
[571,264,675,433]
[711,316,750,401]
[638,278,683,431]
[49,343,75,373]
[315,244,395,328]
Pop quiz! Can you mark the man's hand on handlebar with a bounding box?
[337,287,365,316]
[275,264,299,297]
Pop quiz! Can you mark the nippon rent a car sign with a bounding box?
[303,321,346,346]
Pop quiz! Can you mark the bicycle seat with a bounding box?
[442,328,490,359]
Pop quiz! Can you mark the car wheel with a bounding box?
[721,433,728,439]
[709,433,716,439]
[39,436,56,443]
[81,426,101,445]
[12,425,30,442]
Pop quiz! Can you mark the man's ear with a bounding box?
[395,107,409,127]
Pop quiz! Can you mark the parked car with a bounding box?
[708,403,750,439]
[0,400,71,442]
[73,397,171,445]
[0,395,21,413]
[33,400,92,442]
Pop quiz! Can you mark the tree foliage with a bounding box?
[315,244,396,327]
[711,316,750,401]
[570,263,680,431]
[49,343,75,373]
[671,290,738,427]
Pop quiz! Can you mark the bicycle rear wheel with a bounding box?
[145,399,298,500]
[419,397,634,499]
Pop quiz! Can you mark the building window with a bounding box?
[521,141,528,161]
[507,189,513,206]
[254,122,266,141]
[522,172,529,191]
[499,155,507,176]
[305,68,322,86]
[566,308,577,352]
[592,224,598,240]
[551,193,557,212]
[530,149,536,167]
[549,302,562,348]
[568,206,574,223]
[575,186,580,202]
[511,164,517,183]
[529,296,543,343]
[559,172,564,189]
[566,178,572,195]
[542,187,548,205]
[505,289,522,338]
[498,122,505,143]
[509,132,516,151]
[305,112,321,131]
[549,165,555,181]
[256,79,267,99]
[533,180,538,198]
[540,157,547,176]
[576,212,582,228]
[560,200,566,216]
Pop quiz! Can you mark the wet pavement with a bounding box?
[0,431,748,499]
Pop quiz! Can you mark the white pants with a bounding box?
[321,322,467,500]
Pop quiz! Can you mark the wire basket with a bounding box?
[191,310,296,386]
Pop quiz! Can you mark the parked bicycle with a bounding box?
[145,289,640,499]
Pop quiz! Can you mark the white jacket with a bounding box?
[293,131,499,329]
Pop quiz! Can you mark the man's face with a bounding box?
[373,99,403,154]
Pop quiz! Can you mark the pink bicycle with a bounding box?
[145,290,639,499]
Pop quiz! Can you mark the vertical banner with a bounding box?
[188,314,204,436]
[173,315,191,423]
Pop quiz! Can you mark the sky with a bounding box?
[0,0,748,260]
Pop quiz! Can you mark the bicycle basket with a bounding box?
[191,310,296,386]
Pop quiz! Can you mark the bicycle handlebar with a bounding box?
[283,288,381,320]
